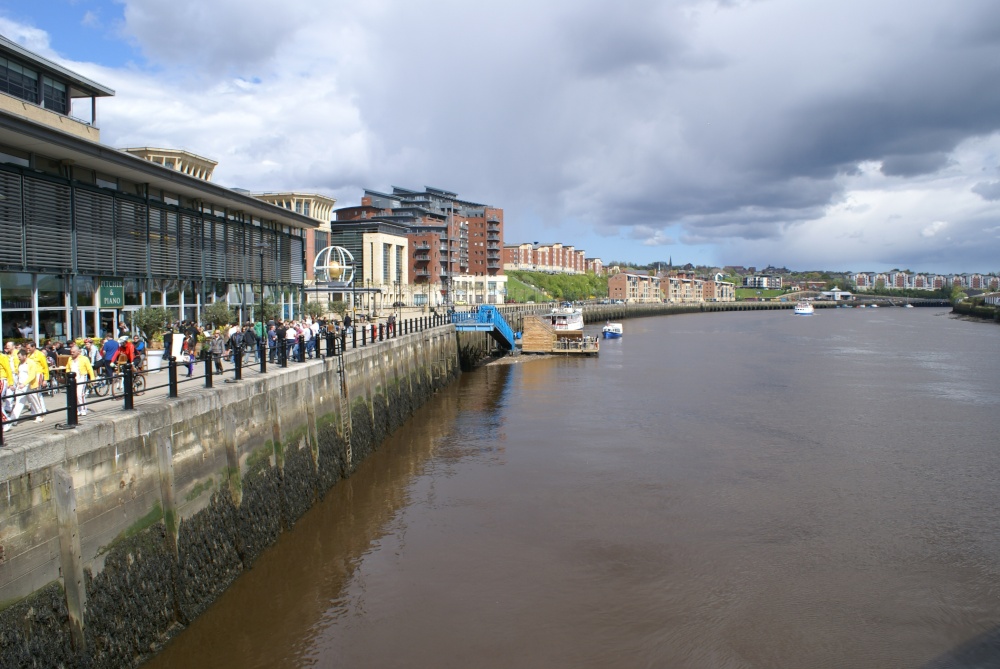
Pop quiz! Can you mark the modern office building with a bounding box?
[0,35,317,342]
[327,219,409,314]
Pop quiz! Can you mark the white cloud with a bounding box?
[921,221,949,238]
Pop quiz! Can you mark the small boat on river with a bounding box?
[794,301,815,316]
[602,322,623,339]
[549,306,584,331]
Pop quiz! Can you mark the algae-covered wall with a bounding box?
[0,326,459,668]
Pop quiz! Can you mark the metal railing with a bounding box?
[0,314,454,446]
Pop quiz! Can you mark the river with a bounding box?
[145,307,1000,668]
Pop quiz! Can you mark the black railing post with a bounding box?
[260,340,267,373]
[66,372,79,426]
[123,364,135,410]
[298,335,305,362]
[351,327,356,349]
[168,356,178,397]
[326,331,334,358]
[280,338,288,368]
[233,346,243,381]
[205,355,214,388]
[379,323,384,341]
[361,326,367,346]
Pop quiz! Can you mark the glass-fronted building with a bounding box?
[0,35,317,342]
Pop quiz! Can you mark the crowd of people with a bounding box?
[1,325,147,432]
[1,313,368,436]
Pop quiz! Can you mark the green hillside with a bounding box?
[506,271,608,302]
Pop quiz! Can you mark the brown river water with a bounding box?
[145,307,1000,668]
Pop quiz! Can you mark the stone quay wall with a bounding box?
[0,326,459,668]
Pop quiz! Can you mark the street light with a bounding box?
[254,241,270,372]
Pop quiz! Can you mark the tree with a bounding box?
[132,307,172,345]
[257,297,282,323]
[328,300,348,317]
[203,300,235,328]
[303,300,326,320]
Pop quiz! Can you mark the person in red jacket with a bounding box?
[115,335,137,370]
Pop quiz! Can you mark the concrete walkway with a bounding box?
[1,355,324,449]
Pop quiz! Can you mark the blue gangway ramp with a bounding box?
[451,305,516,351]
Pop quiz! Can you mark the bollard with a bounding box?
[298,335,306,362]
[205,355,213,388]
[233,346,243,381]
[123,364,134,410]
[351,327,357,349]
[260,341,267,373]
[65,371,79,427]
[362,326,367,346]
[167,356,178,398]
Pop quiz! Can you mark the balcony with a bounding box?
[413,252,430,261]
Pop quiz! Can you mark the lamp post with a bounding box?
[254,241,270,372]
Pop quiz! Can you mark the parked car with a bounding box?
[392,301,406,307]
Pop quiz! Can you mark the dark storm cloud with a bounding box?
[971,181,1000,201]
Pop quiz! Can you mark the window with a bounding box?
[0,57,39,103]
[42,76,68,114]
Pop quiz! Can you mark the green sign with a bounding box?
[100,279,124,308]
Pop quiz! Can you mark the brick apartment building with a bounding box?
[335,186,506,306]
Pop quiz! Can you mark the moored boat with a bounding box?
[602,322,623,338]
[793,301,815,316]
[549,306,584,331]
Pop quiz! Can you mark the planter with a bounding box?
[146,349,165,371]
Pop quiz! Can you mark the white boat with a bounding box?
[602,322,623,339]
[548,306,584,331]
[793,301,815,316]
[904,303,914,308]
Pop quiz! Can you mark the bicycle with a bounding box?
[111,364,146,399]
[88,374,112,398]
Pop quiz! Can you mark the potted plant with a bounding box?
[132,306,172,371]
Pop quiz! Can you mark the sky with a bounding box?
[3,0,1000,274]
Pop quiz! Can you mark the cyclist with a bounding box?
[115,335,137,371]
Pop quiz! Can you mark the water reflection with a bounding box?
[145,365,513,669]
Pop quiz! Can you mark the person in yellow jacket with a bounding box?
[0,343,12,387]
[24,341,49,382]
[67,343,95,416]
[9,348,45,425]
[0,343,13,425]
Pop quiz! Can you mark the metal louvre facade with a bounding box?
[0,164,305,287]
